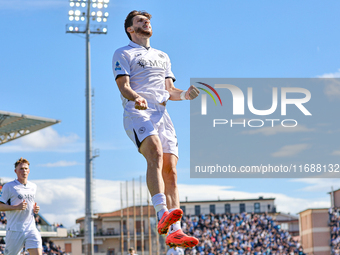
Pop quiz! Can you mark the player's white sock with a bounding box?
[151,193,168,221]
[168,208,181,234]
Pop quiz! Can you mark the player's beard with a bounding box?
[135,27,153,37]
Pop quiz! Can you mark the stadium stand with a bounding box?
[329,207,340,255]
[181,212,305,254]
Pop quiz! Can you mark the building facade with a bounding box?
[299,208,330,255]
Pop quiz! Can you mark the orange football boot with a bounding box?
[157,209,183,235]
[166,229,199,248]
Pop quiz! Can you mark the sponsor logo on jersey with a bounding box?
[138,127,146,134]
[115,61,121,71]
[137,58,166,70]
[158,53,165,58]
[135,53,142,57]
[18,193,35,201]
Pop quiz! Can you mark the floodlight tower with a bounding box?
[66,1,109,254]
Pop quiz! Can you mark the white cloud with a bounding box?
[317,70,340,99]
[271,143,310,157]
[324,81,340,99]
[241,125,314,136]
[38,161,81,167]
[318,69,340,78]
[32,178,124,228]
[332,150,340,156]
[0,127,82,153]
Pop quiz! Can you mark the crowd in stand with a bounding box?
[0,212,6,227]
[41,240,66,255]
[329,207,340,255]
[181,212,305,255]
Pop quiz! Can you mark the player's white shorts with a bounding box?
[123,101,178,158]
[5,229,42,255]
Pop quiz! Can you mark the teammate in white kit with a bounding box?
[0,158,42,255]
[112,10,199,248]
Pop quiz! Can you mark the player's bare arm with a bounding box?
[0,200,27,211]
[116,75,148,110]
[165,78,200,101]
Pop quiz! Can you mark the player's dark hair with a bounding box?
[14,157,30,168]
[124,10,152,40]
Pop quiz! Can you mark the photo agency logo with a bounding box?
[195,80,312,128]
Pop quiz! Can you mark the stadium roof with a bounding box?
[0,110,60,145]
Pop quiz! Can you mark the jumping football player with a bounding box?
[112,10,200,248]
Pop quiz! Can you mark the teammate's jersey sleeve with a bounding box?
[0,183,9,204]
[112,49,130,79]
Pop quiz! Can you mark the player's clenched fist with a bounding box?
[134,96,148,110]
[33,202,40,214]
[185,85,200,100]
[16,199,27,210]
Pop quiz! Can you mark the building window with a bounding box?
[280,223,289,230]
[210,204,215,214]
[225,204,231,213]
[239,203,245,213]
[94,245,98,253]
[254,203,260,213]
[268,204,271,212]
[180,205,186,214]
[195,205,201,215]
[65,244,72,253]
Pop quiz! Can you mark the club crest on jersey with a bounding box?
[18,194,23,199]
[158,53,165,58]
[138,127,146,134]
[115,61,121,71]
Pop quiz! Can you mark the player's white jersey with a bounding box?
[112,41,176,107]
[0,180,37,232]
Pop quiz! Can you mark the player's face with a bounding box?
[131,15,152,37]
[15,163,30,181]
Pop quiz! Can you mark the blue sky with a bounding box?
[1,0,340,227]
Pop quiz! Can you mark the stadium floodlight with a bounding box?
[65,1,109,255]
[66,0,108,34]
